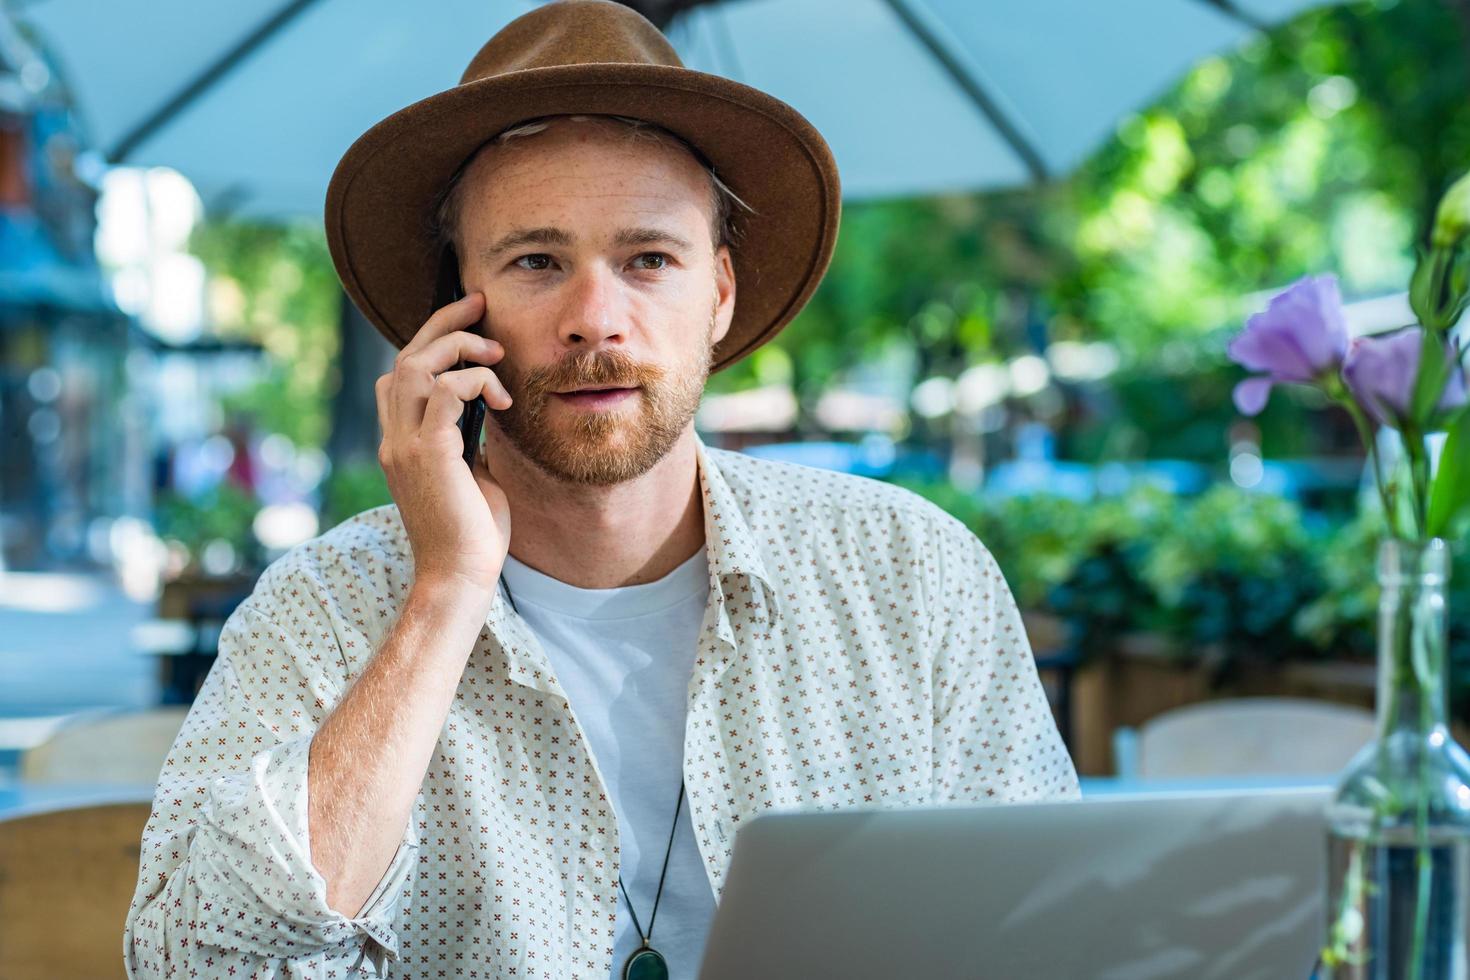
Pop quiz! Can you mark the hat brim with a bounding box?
[324,62,841,374]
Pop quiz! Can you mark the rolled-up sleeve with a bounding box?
[927,519,1081,806]
[124,599,420,979]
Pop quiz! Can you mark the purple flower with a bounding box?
[1342,328,1468,428]
[1228,274,1350,415]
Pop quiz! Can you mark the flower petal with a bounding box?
[1228,316,1317,381]
[1343,329,1424,428]
[1288,275,1351,370]
[1228,274,1348,382]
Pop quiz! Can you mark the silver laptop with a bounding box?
[697,788,1331,980]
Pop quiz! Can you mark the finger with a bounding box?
[389,333,503,445]
[397,290,485,361]
[420,366,513,436]
[397,329,504,379]
[419,367,512,443]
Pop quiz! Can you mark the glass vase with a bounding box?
[1323,537,1470,979]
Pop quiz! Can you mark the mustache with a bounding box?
[521,349,660,395]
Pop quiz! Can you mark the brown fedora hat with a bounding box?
[324,0,841,374]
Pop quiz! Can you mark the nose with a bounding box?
[556,262,627,352]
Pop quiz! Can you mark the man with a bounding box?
[124,3,1078,978]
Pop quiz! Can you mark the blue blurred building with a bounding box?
[0,16,136,570]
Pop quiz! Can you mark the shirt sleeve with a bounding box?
[928,519,1081,806]
[124,596,421,979]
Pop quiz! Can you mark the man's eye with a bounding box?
[635,252,669,271]
[513,254,553,271]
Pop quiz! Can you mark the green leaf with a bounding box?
[1411,328,1454,426]
[1409,245,1438,327]
[1427,408,1470,538]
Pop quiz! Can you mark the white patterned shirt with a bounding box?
[124,432,1080,979]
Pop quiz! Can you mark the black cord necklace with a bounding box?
[499,573,685,980]
[618,781,684,980]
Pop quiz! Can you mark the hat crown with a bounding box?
[459,1,683,86]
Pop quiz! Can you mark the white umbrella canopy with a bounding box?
[14,0,1335,219]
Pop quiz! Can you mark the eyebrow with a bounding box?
[478,226,697,263]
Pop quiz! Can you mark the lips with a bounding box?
[551,385,640,409]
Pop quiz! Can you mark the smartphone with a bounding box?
[437,247,487,469]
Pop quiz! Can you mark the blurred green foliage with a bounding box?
[189,221,342,449]
[152,482,263,573]
[894,476,1470,714]
[892,480,1326,662]
[321,459,393,532]
[1297,507,1470,658]
[1141,486,1326,658]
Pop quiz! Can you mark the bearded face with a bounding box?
[487,297,717,486]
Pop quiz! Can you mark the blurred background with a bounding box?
[1,0,1467,810]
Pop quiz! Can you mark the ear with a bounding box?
[711,243,736,347]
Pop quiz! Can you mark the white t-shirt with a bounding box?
[498,546,716,980]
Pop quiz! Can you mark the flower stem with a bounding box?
[1341,397,1399,532]
[1401,430,1430,539]
[1382,558,1441,979]
[1406,603,1437,980]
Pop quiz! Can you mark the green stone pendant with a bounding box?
[622,943,669,980]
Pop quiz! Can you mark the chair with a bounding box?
[1112,697,1377,780]
[0,801,151,979]
[19,706,190,784]
[152,573,253,703]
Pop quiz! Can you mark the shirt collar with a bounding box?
[692,430,776,611]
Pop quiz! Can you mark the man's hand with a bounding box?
[374,291,513,602]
